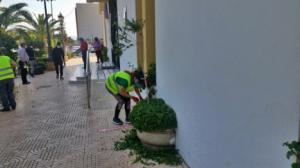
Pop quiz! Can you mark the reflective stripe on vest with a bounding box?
[0,56,14,80]
[105,71,133,94]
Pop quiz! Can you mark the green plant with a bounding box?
[146,63,156,98]
[0,32,17,59]
[283,141,300,168]
[129,98,177,132]
[115,129,182,166]
[113,18,143,58]
[102,46,109,62]
[146,63,156,88]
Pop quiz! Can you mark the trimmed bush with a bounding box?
[129,98,177,132]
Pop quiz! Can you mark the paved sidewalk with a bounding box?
[0,57,187,168]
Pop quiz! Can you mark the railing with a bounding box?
[86,49,91,109]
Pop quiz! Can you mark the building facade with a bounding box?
[87,0,300,167]
[156,0,300,168]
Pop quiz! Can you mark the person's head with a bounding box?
[20,43,25,48]
[131,69,146,90]
[56,42,61,46]
[0,47,8,55]
[79,37,84,42]
[94,37,99,42]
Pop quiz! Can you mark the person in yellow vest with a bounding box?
[105,70,145,125]
[0,47,17,112]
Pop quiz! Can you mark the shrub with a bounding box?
[283,141,300,168]
[102,46,109,62]
[0,32,17,59]
[129,98,177,132]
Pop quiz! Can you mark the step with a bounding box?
[69,63,99,84]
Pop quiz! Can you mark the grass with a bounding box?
[114,129,182,166]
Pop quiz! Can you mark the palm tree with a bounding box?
[16,13,60,54]
[19,14,59,41]
[0,3,31,32]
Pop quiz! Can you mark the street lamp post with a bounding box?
[37,0,52,60]
[58,12,64,48]
[58,12,67,61]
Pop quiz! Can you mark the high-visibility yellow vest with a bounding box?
[105,71,134,95]
[0,56,14,81]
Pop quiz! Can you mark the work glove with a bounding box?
[131,96,139,103]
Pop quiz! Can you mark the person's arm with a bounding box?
[10,60,16,69]
[134,88,143,100]
[24,49,29,63]
[119,87,139,102]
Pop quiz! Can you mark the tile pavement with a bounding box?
[0,57,188,168]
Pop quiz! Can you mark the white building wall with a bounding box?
[117,0,137,71]
[76,3,103,41]
[155,0,300,168]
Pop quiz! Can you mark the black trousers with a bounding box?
[18,61,28,84]
[54,62,63,77]
[0,78,16,110]
[95,50,103,63]
[82,51,87,69]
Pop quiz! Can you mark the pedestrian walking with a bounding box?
[0,47,17,112]
[92,37,103,64]
[18,43,30,85]
[105,70,145,125]
[52,42,65,80]
[79,38,88,69]
[26,45,36,77]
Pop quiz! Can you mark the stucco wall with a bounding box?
[76,3,103,41]
[117,0,137,71]
[155,0,300,168]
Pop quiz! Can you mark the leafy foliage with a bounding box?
[102,46,109,62]
[283,141,300,168]
[129,98,177,132]
[124,18,143,33]
[17,14,59,44]
[0,32,17,59]
[113,18,143,58]
[115,129,182,166]
[0,3,32,32]
[146,63,156,88]
[26,38,45,57]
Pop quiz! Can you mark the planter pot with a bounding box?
[137,129,175,148]
[34,64,45,75]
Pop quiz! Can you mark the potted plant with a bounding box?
[129,98,177,147]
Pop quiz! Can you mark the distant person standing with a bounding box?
[0,47,17,112]
[26,45,35,77]
[93,37,103,64]
[79,38,88,69]
[52,42,65,80]
[18,43,30,85]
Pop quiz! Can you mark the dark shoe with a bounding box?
[11,105,16,110]
[125,118,131,124]
[1,108,10,112]
[112,118,123,125]
[60,76,64,80]
[23,82,30,85]
[96,61,99,63]
[56,75,59,79]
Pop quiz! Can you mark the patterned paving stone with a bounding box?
[0,58,187,168]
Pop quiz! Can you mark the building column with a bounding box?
[136,0,156,72]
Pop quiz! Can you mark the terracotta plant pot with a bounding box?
[137,129,175,148]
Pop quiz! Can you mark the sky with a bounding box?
[0,0,87,38]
